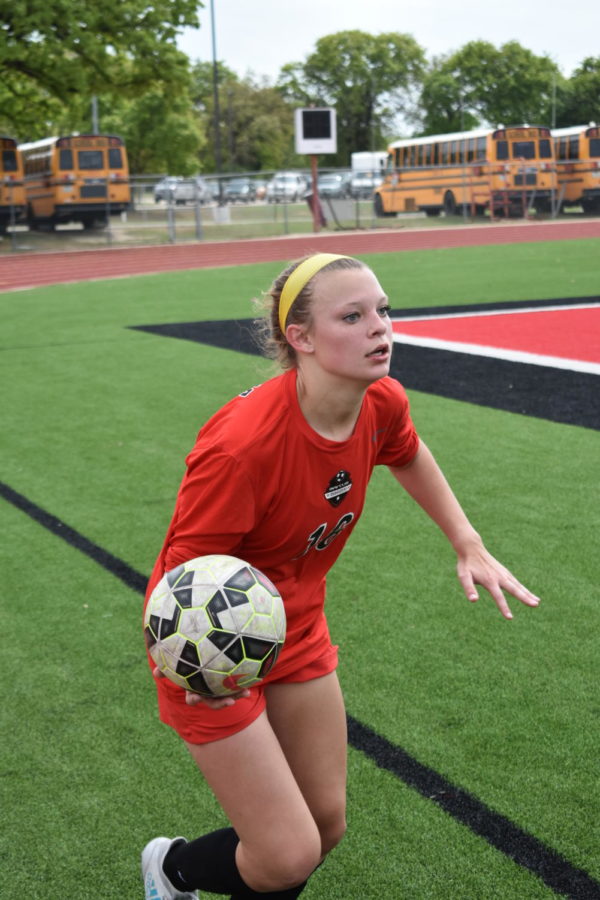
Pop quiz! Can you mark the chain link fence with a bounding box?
[1,169,586,255]
[0,170,405,254]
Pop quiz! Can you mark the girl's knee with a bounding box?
[320,815,347,856]
[314,799,347,856]
[240,829,322,892]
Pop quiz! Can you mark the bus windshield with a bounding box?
[78,150,104,170]
[2,149,18,172]
[511,141,535,159]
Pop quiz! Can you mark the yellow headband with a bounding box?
[278,253,352,334]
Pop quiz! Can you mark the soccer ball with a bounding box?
[144,555,286,697]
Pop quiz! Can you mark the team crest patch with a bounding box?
[324,471,352,507]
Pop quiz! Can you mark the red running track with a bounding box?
[0,219,599,292]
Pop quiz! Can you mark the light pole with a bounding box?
[210,0,224,204]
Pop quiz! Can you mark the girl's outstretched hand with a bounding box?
[152,667,251,709]
[455,537,541,620]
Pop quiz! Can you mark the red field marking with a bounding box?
[0,219,599,292]
[392,304,600,371]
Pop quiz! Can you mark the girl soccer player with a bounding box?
[141,253,540,899]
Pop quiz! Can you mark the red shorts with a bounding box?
[154,635,338,745]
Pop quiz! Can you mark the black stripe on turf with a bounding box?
[347,716,600,899]
[129,296,600,431]
[0,481,147,595]
[2,480,600,897]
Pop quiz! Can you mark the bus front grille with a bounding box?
[81,185,107,198]
[514,173,537,186]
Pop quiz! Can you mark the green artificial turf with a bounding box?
[1,237,598,898]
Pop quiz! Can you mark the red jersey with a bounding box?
[145,369,419,682]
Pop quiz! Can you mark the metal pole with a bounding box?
[105,175,112,244]
[167,187,176,242]
[9,183,17,252]
[92,96,99,133]
[283,193,289,234]
[459,86,468,221]
[210,0,224,205]
[310,154,320,232]
[194,183,203,240]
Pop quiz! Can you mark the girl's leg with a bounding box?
[184,708,323,893]
[165,673,348,896]
[264,671,348,858]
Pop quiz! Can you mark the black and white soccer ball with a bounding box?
[144,555,286,697]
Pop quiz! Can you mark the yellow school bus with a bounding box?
[552,124,600,214]
[19,134,130,230]
[374,125,557,218]
[0,136,25,232]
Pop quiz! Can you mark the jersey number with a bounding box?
[296,513,355,558]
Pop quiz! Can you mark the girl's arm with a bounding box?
[389,441,540,620]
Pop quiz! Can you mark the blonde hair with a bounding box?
[253,253,366,369]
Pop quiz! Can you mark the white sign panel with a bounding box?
[294,108,337,155]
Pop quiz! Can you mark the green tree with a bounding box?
[277,31,426,165]
[555,57,600,127]
[219,78,299,171]
[417,68,480,134]
[101,89,205,174]
[0,0,201,137]
[419,41,562,135]
[191,64,299,172]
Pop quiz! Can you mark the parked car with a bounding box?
[267,172,307,203]
[153,176,180,203]
[254,179,268,200]
[223,177,257,203]
[317,172,352,198]
[154,175,210,204]
[204,179,221,202]
[349,171,383,199]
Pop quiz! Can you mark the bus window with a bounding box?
[467,139,475,162]
[440,142,448,164]
[78,150,104,169]
[2,149,18,171]
[569,138,579,160]
[590,139,600,157]
[539,139,552,158]
[109,148,123,168]
[433,144,439,165]
[476,137,486,159]
[496,140,508,161]
[511,141,535,159]
[59,148,73,169]
[424,144,432,166]
[557,138,567,160]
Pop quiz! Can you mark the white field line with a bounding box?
[392,302,600,322]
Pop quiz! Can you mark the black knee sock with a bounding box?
[163,826,308,898]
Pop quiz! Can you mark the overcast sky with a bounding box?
[177,0,599,81]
